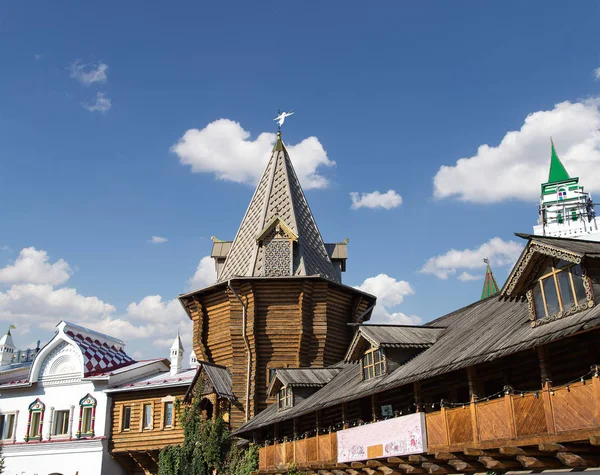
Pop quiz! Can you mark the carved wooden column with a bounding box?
[537,345,556,434]
[592,365,600,423]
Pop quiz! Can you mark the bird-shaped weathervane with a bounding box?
[274,110,294,131]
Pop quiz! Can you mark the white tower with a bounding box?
[170,332,184,376]
[189,349,199,369]
[533,141,600,241]
[0,327,16,370]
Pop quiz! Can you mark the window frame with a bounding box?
[532,260,589,320]
[142,403,153,431]
[52,409,70,437]
[362,346,386,381]
[163,401,174,428]
[77,394,97,438]
[278,385,293,410]
[121,405,132,432]
[0,412,17,441]
[25,398,45,442]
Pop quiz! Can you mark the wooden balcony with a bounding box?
[257,377,600,473]
[427,376,600,452]
[258,433,337,471]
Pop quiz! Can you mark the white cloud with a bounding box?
[172,119,335,190]
[0,283,115,321]
[126,295,185,323]
[355,273,420,325]
[187,256,217,290]
[0,247,71,285]
[350,190,403,210]
[433,98,600,203]
[150,236,168,244]
[70,60,108,85]
[420,237,523,280]
[457,272,481,282]
[594,68,600,80]
[83,92,111,113]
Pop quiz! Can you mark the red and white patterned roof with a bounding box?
[65,329,134,376]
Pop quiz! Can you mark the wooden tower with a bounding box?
[179,132,376,429]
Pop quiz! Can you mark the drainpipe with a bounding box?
[228,280,252,422]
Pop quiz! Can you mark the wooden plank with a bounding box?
[478,456,522,470]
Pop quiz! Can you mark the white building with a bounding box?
[533,141,600,240]
[0,321,169,475]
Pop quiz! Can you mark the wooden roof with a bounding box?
[267,367,342,395]
[217,133,339,283]
[234,236,600,436]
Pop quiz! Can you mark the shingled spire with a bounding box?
[217,132,338,282]
[481,259,500,300]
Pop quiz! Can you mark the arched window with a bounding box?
[25,398,45,441]
[76,394,97,438]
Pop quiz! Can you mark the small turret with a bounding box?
[170,332,184,376]
[189,349,199,369]
[0,326,16,370]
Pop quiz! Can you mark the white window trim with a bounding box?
[161,395,176,430]
[0,411,18,443]
[51,408,71,438]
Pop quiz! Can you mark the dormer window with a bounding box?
[278,386,293,410]
[362,346,386,380]
[532,260,587,319]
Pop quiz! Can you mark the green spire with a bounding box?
[547,139,570,184]
[481,259,500,300]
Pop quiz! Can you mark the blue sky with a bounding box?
[1,2,600,359]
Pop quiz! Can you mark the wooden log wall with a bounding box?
[110,388,187,454]
[186,278,375,430]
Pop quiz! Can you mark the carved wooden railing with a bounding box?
[258,433,337,471]
[427,376,600,451]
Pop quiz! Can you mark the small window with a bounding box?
[26,398,45,441]
[143,404,152,430]
[164,402,173,427]
[0,414,16,440]
[30,412,41,438]
[532,260,589,319]
[81,407,93,434]
[53,410,69,436]
[278,386,293,410]
[362,346,386,380]
[122,406,132,431]
[77,393,96,438]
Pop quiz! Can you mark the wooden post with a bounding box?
[371,394,377,422]
[592,365,600,424]
[467,366,480,444]
[316,410,322,461]
[413,381,423,413]
[293,417,298,464]
[341,402,349,429]
[537,345,556,434]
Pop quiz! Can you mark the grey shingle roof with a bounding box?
[516,233,600,257]
[217,135,339,283]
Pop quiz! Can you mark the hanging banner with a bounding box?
[336,412,427,463]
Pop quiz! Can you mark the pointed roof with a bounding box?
[218,132,338,282]
[481,261,500,300]
[547,140,571,184]
[0,328,15,348]
[171,332,184,351]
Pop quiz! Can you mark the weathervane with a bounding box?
[274,110,294,131]
[483,258,490,265]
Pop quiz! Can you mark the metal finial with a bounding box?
[483,258,490,265]
[274,110,294,131]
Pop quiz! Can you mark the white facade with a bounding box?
[0,321,168,475]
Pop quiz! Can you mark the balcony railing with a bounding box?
[258,377,600,472]
[258,433,336,471]
[427,376,600,451]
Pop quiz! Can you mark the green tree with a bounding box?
[0,440,5,474]
[158,384,231,475]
